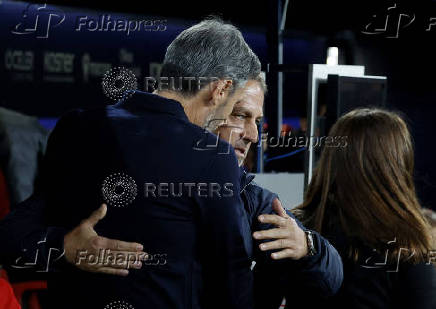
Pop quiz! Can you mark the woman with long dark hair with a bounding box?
[292,108,435,308]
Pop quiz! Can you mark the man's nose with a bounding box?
[244,122,259,144]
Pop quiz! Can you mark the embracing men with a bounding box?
[0,18,342,309]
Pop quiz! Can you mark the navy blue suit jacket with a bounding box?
[1,91,253,309]
[239,172,343,308]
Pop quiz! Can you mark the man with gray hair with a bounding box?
[0,18,260,309]
[1,17,344,309]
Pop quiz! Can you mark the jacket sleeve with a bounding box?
[248,183,343,307]
[0,110,82,272]
[196,150,253,309]
[0,194,67,272]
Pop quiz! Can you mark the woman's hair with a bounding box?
[293,108,432,263]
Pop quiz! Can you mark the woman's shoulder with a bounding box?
[395,262,436,287]
[335,260,435,309]
[390,262,436,308]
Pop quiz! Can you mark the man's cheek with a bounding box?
[217,99,235,120]
[216,128,227,142]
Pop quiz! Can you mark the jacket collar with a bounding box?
[114,90,190,123]
[240,166,256,193]
[116,91,256,192]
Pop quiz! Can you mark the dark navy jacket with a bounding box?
[239,171,343,308]
[1,91,253,309]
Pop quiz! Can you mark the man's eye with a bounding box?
[232,114,246,120]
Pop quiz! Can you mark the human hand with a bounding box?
[64,203,146,276]
[253,198,308,260]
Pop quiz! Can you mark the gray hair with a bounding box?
[160,17,261,96]
[254,73,267,95]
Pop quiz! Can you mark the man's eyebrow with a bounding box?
[232,104,263,119]
[232,104,253,114]
[232,105,251,115]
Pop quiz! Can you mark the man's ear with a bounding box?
[209,79,233,106]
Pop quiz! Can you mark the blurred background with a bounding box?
[2,0,436,209]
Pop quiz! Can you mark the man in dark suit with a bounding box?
[1,17,345,309]
[214,79,343,308]
[0,18,261,309]
[65,76,344,309]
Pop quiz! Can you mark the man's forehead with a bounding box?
[233,101,263,114]
[233,95,264,114]
[242,80,264,96]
